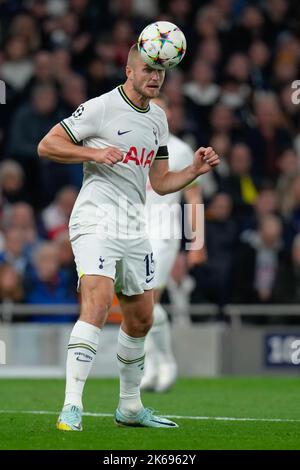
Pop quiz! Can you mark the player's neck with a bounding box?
[122,83,149,110]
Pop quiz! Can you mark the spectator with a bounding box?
[183,59,220,108]
[2,202,39,248]
[112,19,134,68]
[192,192,238,305]
[22,51,58,99]
[241,186,280,233]
[221,143,258,227]
[0,263,24,303]
[272,34,300,89]
[276,149,299,216]
[86,56,116,99]
[273,233,300,303]
[194,5,221,41]
[61,73,87,114]
[41,186,78,239]
[167,103,200,149]
[9,85,68,209]
[228,5,265,52]
[53,229,77,292]
[8,84,65,206]
[233,215,284,303]
[183,59,220,137]
[219,75,250,113]
[225,53,251,85]
[248,40,271,91]
[0,227,29,275]
[51,47,74,85]
[254,187,279,221]
[200,132,231,200]
[197,37,222,69]
[283,174,300,247]
[27,0,50,23]
[25,242,77,321]
[0,35,33,92]
[246,92,292,180]
[209,102,242,143]
[165,0,194,32]
[0,159,28,205]
[263,0,290,46]
[8,13,41,53]
[94,34,117,66]
[163,70,185,106]
[108,0,148,34]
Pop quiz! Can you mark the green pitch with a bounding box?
[1,377,300,450]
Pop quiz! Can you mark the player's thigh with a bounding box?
[71,233,121,326]
[80,275,115,327]
[118,289,154,337]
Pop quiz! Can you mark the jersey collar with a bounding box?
[118,85,150,113]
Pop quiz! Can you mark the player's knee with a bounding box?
[80,294,113,327]
[136,313,153,335]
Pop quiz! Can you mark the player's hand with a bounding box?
[192,147,220,176]
[91,147,124,166]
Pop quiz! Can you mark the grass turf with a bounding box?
[0,377,300,450]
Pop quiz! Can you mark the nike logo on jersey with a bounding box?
[118,129,132,135]
[146,276,154,284]
[76,357,92,362]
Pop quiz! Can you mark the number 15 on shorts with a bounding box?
[144,253,155,283]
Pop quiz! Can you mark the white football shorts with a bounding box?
[71,233,155,296]
[150,237,180,290]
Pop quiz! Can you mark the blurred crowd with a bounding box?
[1,0,300,317]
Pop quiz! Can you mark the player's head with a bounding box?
[126,44,165,99]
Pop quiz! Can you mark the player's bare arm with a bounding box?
[38,124,123,167]
[149,146,220,196]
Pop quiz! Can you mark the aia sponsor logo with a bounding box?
[123,146,155,168]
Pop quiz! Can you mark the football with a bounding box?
[137,21,187,70]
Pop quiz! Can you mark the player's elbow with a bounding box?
[149,176,167,196]
[37,136,50,159]
[153,186,166,196]
[150,180,165,196]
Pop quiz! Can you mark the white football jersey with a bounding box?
[145,134,197,239]
[60,85,169,239]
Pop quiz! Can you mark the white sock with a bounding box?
[64,320,101,409]
[117,328,145,416]
[142,331,159,382]
[147,303,175,364]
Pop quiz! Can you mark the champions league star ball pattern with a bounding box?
[137,21,187,70]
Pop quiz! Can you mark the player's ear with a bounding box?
[126,65,133,80]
